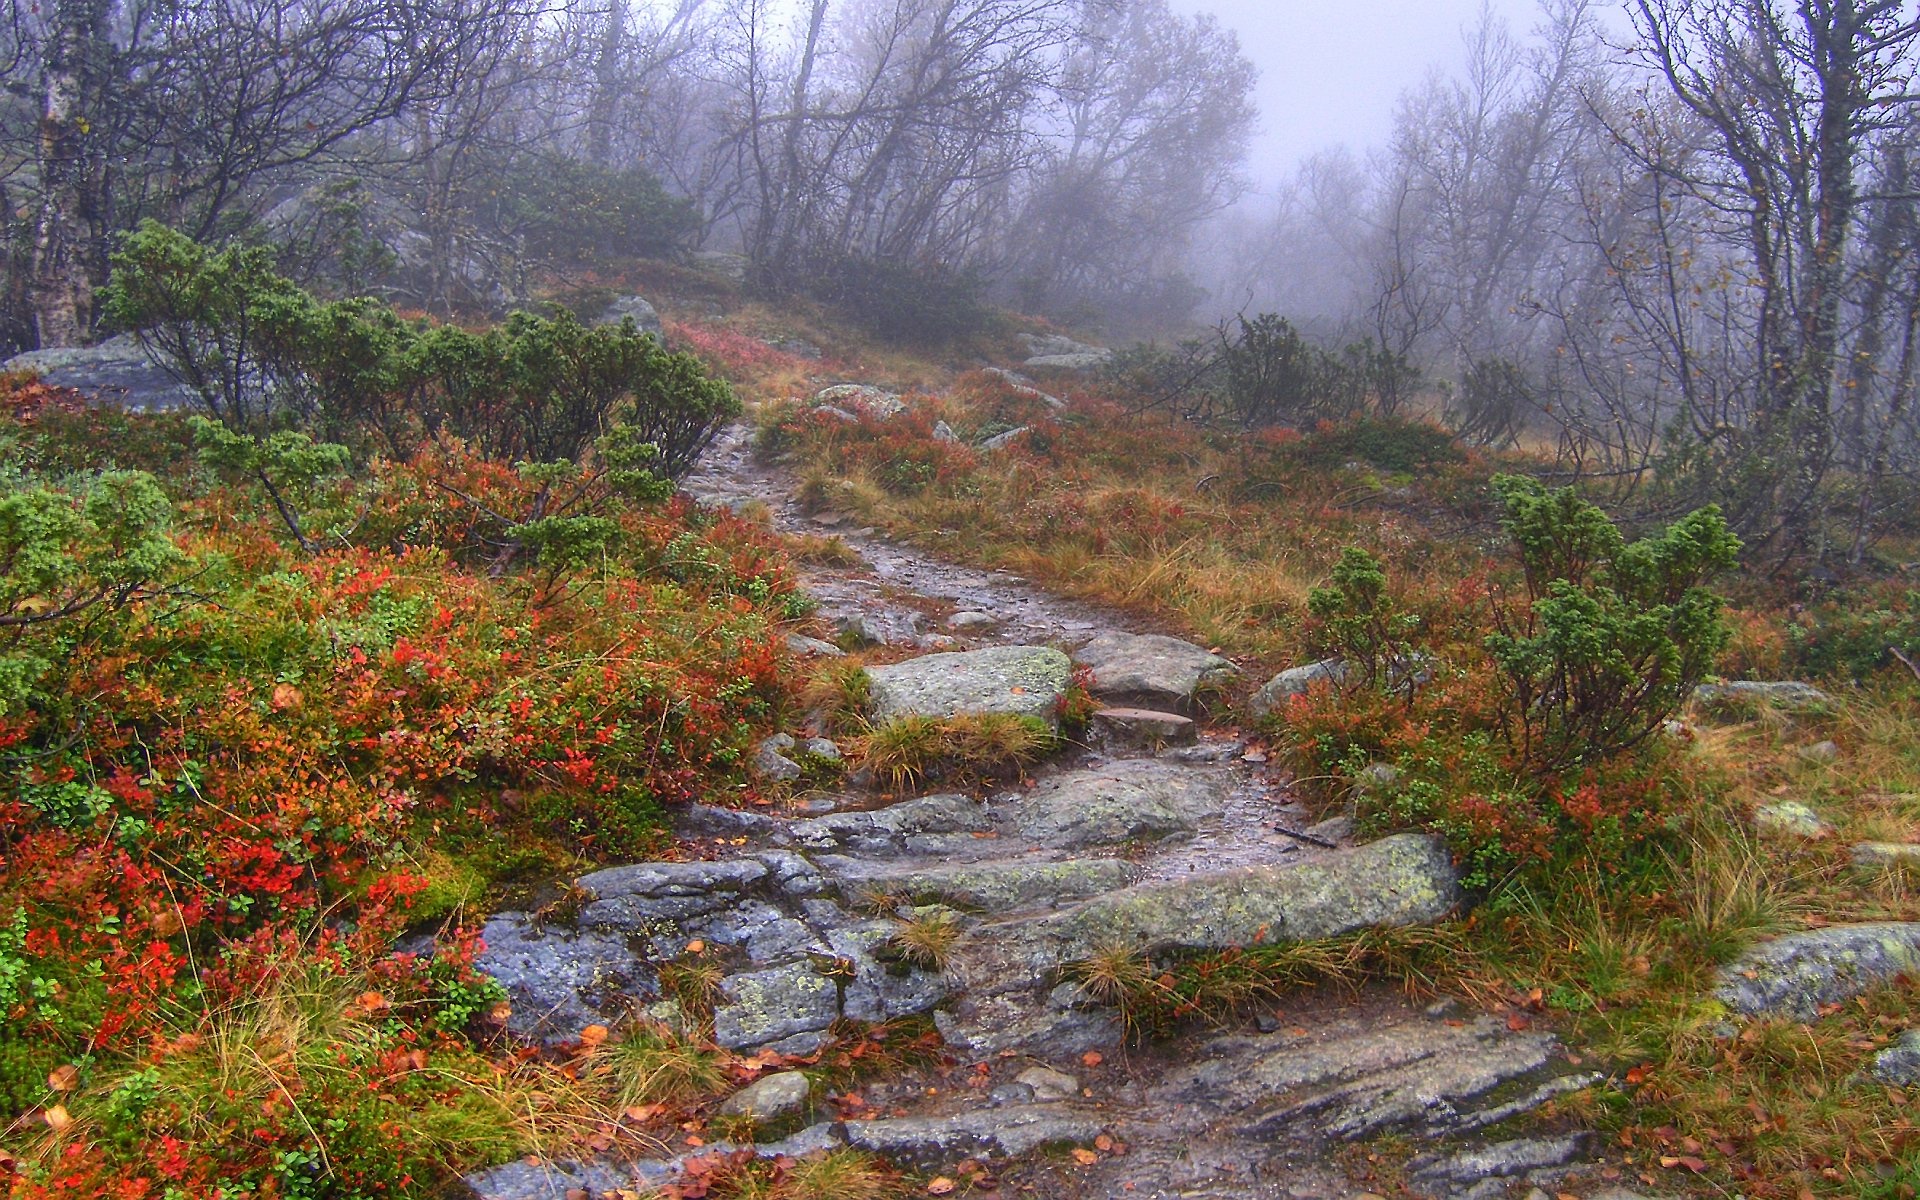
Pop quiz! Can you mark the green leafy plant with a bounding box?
[1306,546,1421,696]
[1484,475,1741,768]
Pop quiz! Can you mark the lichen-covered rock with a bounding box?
[966,834,1461,985]
[576,859,769,927]
[838,858,1136,913]
[979,426,1030,451]
[785,793,990,855]
[473,914,650,1044]
[866,645,1071,725]
[1754,800,1832,838]
[1716,922,1920,1018]
[713,962,842,1050]
[464,1157,635,1200]
[719,1070,813,1121]
[1248,658,1348,719]
[826,921,953,1022]
[842,1105,1109,1167]
[1014,760,1232,850]
[1692,680,1834,711]
[785,633,847,658]
[1072,632,1237,710]
[812,384,905,418]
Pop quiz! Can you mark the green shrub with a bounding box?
[1484,475,1741,768]
[104,223,738,471]
[1306,546,1421,695]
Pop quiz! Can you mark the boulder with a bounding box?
[1875,1030,1920,1086]
[866,645,1072,726]
[1248,658,1348,719]
[3,335,197,411]
[979,426,1030,451]
[1754,800,1832,839]
[785,633,847,658]
[1015,760,1232,850]
[592,294,664,340]
[932,420,961,444]
[1692,681,1834,711]
[842,1105,1108,1168]
[1072,632,1237,710]
[719,1071,813,1122]
[947,610,999,630]
[812,384,905,419]
[1019,334,1111,372]
[473,914,650,1044]
[1715,922,1920,1018]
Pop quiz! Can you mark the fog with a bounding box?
[1172,0,1549,184]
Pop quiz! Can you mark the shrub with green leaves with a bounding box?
[0,468,183,710]
[1307,546,1421,696]
[105,223,739,470]
[1484,475,1741,768]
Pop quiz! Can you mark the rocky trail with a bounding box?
[463,411,1628,1200]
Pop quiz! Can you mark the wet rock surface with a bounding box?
[3,334,198,411]
[1716,922,1920,1018]
[1072,630,1237,710]
[460,416,1614,1199]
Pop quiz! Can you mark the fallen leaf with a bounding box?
[357,991,390,1015]
[625,1103,666,1121]
[927,1178,957,1195]
[1095,1134,1115,1151]
[489,1000,513,1022]
[1081,1051,1104,1067]
[1659,1155,1707,1173]
[43,1105,71,1133]
[580,1024,610,1048]
[46,1065,78,1092]
[686,939,707,955]
[1506,1012,1532,1032]
[1070,1148,1099,1165]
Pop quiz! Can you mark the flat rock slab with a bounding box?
[1716,922,1920,1018]
[867,645,1072,725]
[784,793,989,855]
[843,1105,1109,1168]
[474,914,653,1043]
[1091,707,1197,747]
[838,858,1137,913]
[957,834,1461,990]
[1073,631,1236,710]
[1014,759,1233,849]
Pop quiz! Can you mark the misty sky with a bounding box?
[1171,0,1551,188]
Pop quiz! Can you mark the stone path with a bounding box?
[463,413,1622,1200]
